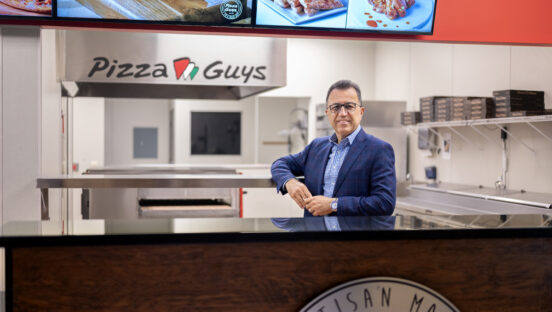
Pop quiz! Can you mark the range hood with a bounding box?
[58,30,287,100]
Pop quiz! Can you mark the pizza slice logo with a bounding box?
[173,57,199,80]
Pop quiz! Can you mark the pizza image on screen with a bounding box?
[0,0,52,15]
[57,0,252,24]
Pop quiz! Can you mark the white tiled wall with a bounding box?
[451,44,511,97]
[511,46,552,106]
[408,43,454,111]
[373,42,552,193]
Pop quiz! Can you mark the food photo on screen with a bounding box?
[256,0,348,28]
[56,0,252,24]
[345,0,435,33]
[0,0,52,16]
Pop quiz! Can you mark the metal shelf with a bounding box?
[406,115,552,152]
[37,175,276,220]
[415,114,552,128]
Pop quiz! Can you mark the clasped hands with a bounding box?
[285,179,334,216]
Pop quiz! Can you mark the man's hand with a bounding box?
[285,179,312,209]
[305,196,334,216]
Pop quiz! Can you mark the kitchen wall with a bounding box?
[41,29,63,222]
[374,41,552,193]
[73,98,105,171]
[265,38,377,142]
[71,97,105,221]
[105,98,170,165]
[256,96,310,164]
[1,27,42,224]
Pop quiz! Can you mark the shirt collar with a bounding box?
[329,126,362,146]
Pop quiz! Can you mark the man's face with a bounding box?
[325,87,364,140]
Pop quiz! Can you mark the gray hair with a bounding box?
[326,80,362,106]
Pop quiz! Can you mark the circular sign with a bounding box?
[301,277,460,312]
[220,0,243,20]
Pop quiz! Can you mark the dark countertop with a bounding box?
[0,214,550,247]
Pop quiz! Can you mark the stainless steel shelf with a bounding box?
[406,114,552,152]
[414,114,552,128]
[37,175,276,220]
[37,175,276,189]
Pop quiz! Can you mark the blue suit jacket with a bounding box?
[271,128,396,216]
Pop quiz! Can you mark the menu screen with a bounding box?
[0,0,52,17]
[256,0,435,33]
[57,0,252,25]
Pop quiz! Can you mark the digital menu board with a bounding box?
[256,0,435,34]
[56,0,252,25]
[49,0,435,34]
[0,0,52,17]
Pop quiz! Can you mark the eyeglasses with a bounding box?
[327,102,360,114]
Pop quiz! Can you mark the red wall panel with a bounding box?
[417,0,552,45]
[5,0,552,45]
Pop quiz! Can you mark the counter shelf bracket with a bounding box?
[542,215,552,226]
[467,214,483,227]
[525,121,552,144]
[427,127,450,148]
[468,124,504,150]
[495,215,513,228]
[40,188,49,220]
[446,126,483,150]
[495,124,535,153]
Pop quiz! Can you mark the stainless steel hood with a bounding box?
[58,30,287,100]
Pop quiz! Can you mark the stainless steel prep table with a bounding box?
[397,183,552,216]
[37,175,276,220]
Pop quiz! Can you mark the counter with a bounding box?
[2,215,551,311]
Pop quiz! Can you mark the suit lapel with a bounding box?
[332,129,370,196]
[313,141,332,195]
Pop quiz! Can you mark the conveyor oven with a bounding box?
[82,166,241,219]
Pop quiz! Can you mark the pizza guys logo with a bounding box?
[87,57,266,83]
[173,57,199,80]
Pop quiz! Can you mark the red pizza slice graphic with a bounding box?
[173,57,190,80]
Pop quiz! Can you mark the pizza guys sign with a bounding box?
[87,56,268,84]
[64,30,286,87]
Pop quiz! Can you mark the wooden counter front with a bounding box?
[6,230,552,311]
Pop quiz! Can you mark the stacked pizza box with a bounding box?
[400,111,421,125]
[468,97,495,120]
[435,97,453,121]
[419,96,447,123]
[451,97,470,120]
[493,90,545,118]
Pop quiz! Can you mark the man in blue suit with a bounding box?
[271,80,396,217]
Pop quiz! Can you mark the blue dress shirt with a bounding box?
[323,126,362,231]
